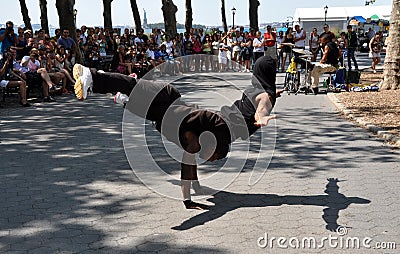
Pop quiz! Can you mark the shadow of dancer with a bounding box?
[172,178,370,231]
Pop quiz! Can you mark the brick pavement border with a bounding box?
[327,93,400,148]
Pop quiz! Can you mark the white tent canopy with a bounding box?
[293,5,392,23]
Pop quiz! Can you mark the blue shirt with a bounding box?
[0,30,16,54]
[57,36,76,50]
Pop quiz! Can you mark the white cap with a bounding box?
[21,56,30,64]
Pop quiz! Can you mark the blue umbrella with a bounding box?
[277,27,288,33]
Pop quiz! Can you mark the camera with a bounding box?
[6,27,13,33]
[3,51,13,61]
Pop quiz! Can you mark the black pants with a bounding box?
[91,69,182,124]
[90,69,136,95]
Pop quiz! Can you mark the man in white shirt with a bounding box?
[253,31,264,63]
[294,24,306,49]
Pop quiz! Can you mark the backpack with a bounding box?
[346,70,361,84]
[333,67,346,86]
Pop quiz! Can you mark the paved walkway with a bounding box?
[0,72,399,253]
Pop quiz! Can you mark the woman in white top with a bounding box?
[162,35,174,55]
[253,31,264,63]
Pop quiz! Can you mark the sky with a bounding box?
[0,0,393,28]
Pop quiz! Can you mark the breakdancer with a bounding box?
[73,56,283,210]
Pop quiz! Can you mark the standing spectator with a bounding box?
[211,33,220,72]
[183,33,193,72]
[337,32,346,66]
[369,33,382,73]
[218,45,228,72]
[280,27,294,72]
[263,25,277,61]
[253,31,264,63]
[202,35,212,72]
[240,32,252,72]
[192,36,203,72]
[57,28,77,64]
[276,31,284,72]
[293,24,306,49]
[345,25,359,70]
[231,31,242,72]
[367,27,376,41]
[319,24,335,43]
[0,21,17,59]
[309,28,320,62]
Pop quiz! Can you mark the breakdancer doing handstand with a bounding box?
[73,56,283,210]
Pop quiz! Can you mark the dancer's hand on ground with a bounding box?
[254,115,277,127]
[183,200,210,210]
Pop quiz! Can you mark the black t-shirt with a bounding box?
[125,80,231,150]
[326,42,339,66]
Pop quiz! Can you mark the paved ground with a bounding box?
[0,67,399,253]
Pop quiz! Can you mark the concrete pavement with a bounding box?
[0,71,399,253]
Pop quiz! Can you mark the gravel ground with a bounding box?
[334,72,400,143]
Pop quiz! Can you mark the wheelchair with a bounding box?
[284,57,300,95]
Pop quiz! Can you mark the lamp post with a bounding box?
[73,9,78,26]
[286,16,293,28]
[231,6,236,29]
[324,5,328,25]
[365,0,376,5]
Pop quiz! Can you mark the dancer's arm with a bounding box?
[254,93,276,127]
[180,131,210,210]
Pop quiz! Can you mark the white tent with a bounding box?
[293,5,392,23]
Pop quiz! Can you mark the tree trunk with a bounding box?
[39,0,49,34]
[161,0,178,37]
[381,0,400,90]
[185,0,192,34]
[249,0,260,32]
[221,0,228,33]
[19,0,32,31]
[103,0,113,30]
[55,0,82,63]
[130,0,142,33]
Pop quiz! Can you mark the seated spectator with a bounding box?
[43,50,67,93]
[12,51,55,102]
[18,48,57,93]
[55,45,76,86]
[0,51,29,106]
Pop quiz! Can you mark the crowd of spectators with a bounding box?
[1,19,384,106]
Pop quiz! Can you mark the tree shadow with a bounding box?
[172,178,370,231]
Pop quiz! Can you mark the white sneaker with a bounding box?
[114,92,129,105]
[73,64,93,100]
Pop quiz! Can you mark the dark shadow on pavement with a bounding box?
[172,178,370,231]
